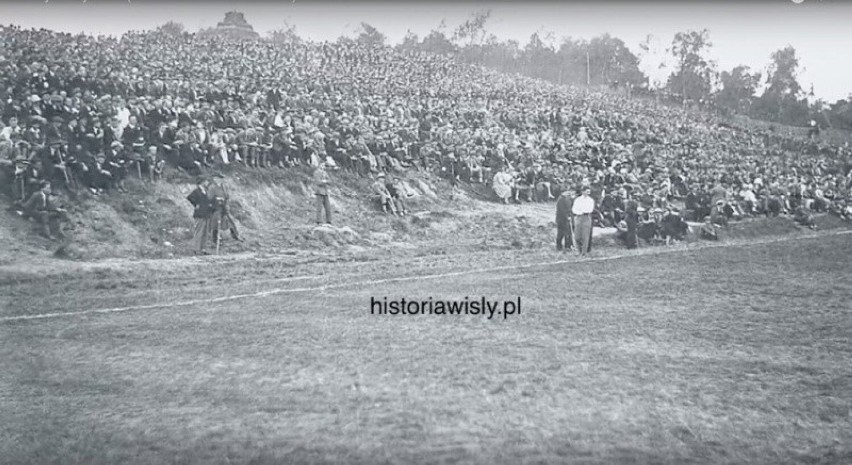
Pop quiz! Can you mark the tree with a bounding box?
[638,34,668,90]
[522,32,557,80]
[665,29,716,103]
[827,96,852,130]
[156,21,185,37]
[586,34,646,88]
[754,46,809,125]
[715,65,761,114]
[355,22,386,47]
[764,46,802,98]
[268,21,302,45]
[420,26,456,55]
[397,30,420,53]
[452,9,491,47]
[479,34,521,73]
[555,37,588,86]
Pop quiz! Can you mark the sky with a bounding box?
[2,0,851,103]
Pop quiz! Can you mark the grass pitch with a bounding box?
[2,234,851,465]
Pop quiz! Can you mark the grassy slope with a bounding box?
[0,165,454,264]
[4,157,851,271]
[1,233,850,465]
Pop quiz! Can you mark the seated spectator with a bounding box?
[19,181,68,239]
[793,206,816,229]
[386,175,408,216]
[659,207,689,245]
[371,172,397,215]
[710,200,729,227]
[492,167,513,204]
[699,220,719,241]
[514,165,535,202]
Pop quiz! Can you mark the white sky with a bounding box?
[3,1,851,102]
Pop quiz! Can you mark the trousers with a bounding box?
[573,215,593,255]
[193,216,212,251]
[556,223,573,250]
[316,194,332,224]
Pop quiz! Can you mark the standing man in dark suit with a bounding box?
[187,178,214,255]
[555,190,574,252]
[622,199,640,249]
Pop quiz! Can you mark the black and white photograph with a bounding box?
[1,0,851,463]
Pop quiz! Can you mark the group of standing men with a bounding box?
[187,176,243,255]
[555,185,596,255]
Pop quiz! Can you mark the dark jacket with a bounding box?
[556,193,574,227]
[23,190,52,214]
[187,186,213,219]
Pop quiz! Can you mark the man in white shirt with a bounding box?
[572,186,595,255]
[0,116,21,143]
[739,184,757,216]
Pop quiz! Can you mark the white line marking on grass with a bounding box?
[3,229,851,323]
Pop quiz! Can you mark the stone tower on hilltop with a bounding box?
[199,11,260,40]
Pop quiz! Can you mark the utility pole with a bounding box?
[586,50,590,86]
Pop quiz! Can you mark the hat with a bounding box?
[377,172,386,178]
[111,141,123,149]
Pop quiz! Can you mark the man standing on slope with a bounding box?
[555,189,574,252]
[314,162,333,224]
[187,177,214,255]
[208,175,244,247]
[572,185,595,256]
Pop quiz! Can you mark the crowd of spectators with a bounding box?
[2,23,852,240]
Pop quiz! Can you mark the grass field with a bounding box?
[2,232,851,465]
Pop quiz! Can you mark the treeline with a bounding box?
[250,12,852,130]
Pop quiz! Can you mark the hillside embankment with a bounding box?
[1,166,850,270]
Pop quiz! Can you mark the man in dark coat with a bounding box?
[187,178,214,254]
[619,199,640,249]
[21,181,68,239]
[660,207,689,244]
[208,176,243,246]
[555,190,574,252]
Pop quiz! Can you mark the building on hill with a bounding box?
[197,11,259,40]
